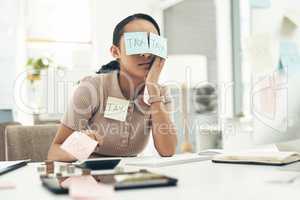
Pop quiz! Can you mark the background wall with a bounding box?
[224,0,300,150]
[0,0,19,109]
[91,0,161,69]
[164,0,218,83]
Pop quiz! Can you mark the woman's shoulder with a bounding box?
[71,72,117,106]
[78,71,117,88]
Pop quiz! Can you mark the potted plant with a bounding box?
[26,57,53,83]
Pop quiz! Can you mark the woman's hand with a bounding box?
[82,130,104,145]
[145,57,165,97]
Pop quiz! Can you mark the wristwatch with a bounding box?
[148,95,171,105]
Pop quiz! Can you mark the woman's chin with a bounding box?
[135,69,149,78]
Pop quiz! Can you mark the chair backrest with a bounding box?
[0,122,21,161]
[5,124,59,162]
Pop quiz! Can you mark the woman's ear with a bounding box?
[110,45,121,59]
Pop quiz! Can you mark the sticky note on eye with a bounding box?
[124,32,149,55]
[124,32,167,59]
[60,131,98,161]
[149,32,167,59]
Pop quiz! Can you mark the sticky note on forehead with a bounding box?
[124,32,167,59]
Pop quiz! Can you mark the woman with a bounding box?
[47,13,177,161]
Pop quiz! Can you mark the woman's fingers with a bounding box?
[146,57,165,83]
[82,130,98,143]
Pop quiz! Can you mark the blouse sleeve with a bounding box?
[61,76,100,131]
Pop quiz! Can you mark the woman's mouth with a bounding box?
[138,62,151,68]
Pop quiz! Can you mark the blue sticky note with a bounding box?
[280,41,299,56]
[250,0,271,9]
[124,32,149,55]
[124,32,167,59]
[279,41,300,72]
[149,33,167,59]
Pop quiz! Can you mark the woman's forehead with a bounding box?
[123,19,159,35]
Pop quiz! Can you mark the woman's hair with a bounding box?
[96,13,160,74]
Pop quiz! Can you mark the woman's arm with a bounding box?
[47,124,77,161]
[47,124,99,161]
[146,57,178,157]
[150,101,177,157]
[48,76,100,161]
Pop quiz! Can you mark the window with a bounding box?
[25,0,93,68]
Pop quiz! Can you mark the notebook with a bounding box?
[212,151,300,166]
[126,153,212,167]
[0,160,30,175]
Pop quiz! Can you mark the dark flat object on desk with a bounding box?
[212,159,300,166]
[74,158,121,170]
[41,169,177,194]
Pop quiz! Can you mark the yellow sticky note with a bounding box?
[284,11,300,28]
[104,97,130,122]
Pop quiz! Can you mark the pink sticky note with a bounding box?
[0,181,16,190]
[69,176,115,200]
[61,131,98,161]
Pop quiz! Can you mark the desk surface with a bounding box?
[1,158,300,200]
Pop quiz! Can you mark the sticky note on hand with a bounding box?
[61,131,98,161]
[124,32,167,59]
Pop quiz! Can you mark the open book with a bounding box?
[212,151,300,166]
[0,160,30,175]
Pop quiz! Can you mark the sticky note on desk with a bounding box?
[124,32,167,59]
[0,181,15,190]
[68,176,115,200]
[61,131,98,161]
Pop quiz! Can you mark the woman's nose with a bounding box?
[140,53,152,58]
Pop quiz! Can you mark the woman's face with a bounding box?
[111,19,159,80]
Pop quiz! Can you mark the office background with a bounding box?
[1,0,299,157]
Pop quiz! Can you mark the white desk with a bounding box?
[1,159,300,200]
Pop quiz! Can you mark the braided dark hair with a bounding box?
[96,13,160,74]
